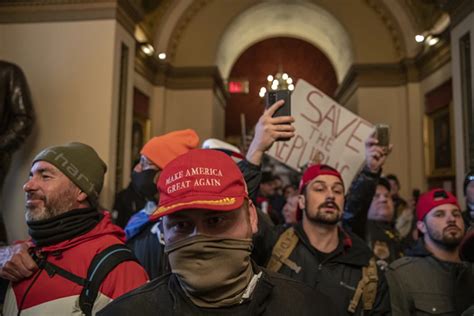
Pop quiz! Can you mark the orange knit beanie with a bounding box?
[140,129,199,169]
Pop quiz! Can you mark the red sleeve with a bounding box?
[99,260,149,299]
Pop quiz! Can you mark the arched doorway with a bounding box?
[225,37,338,144]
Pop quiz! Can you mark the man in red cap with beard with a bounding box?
[386,188,474,315]
[98,149,336,315]
[260,163,391,315]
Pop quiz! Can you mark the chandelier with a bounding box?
[259,70,295,98]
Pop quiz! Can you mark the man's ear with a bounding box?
[298,194,306,210]
[248,200,258,234]
[77,191,88,204]
[416,220,427,234]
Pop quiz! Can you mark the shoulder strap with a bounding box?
[347,257,379,313]
[362,257,378,310]
[30,245,138,315]
[266,227,301,273]
[36,256,87,287]
[79,244,138,316]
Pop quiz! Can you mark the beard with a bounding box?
[25,187,76,222]
[426,224,464,250]
[304,200,342,225]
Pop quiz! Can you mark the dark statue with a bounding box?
[0,61,35,242]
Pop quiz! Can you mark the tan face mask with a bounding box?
[165,234,254,308]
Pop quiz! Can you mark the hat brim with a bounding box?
[149,195,245,220]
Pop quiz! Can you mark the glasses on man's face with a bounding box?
[140,156,156,170]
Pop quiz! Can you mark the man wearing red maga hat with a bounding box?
[261,162,391,316]
[99,149,337,316]
[386,188,474,315]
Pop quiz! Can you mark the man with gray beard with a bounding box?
[386,188,474,315]
[2,142,148,315]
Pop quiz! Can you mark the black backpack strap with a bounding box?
[79,244,138,316]
[30,250,87,286]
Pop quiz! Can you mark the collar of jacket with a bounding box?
[293,223,372,267]
[407,240,470,273]
[406,239,433,257]
[408,239,468,261]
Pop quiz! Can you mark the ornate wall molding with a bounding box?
[166,0,212,63]
[335,62,409,104]
[140,0,173,43]
[335,39,451,103]
[135,47,162,83]
[416,37,451,80]
[0,0,143,35]
[402,0,444,31]
[364,0,405,58]
[135,50,229,100]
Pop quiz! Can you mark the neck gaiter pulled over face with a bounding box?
[165,234,254,308]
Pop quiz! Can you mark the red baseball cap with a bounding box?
[299,164,344,194]
[296,164,344,220]
[416,188,460,221]
[149,149,248,219]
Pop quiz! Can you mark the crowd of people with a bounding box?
[0,99,472,315]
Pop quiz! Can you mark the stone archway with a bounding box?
[215,1,354,83]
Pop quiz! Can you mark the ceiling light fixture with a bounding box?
[428,37,439,46]
[415,35,425,43]
[259,68,294,98]
[140,43,155,56]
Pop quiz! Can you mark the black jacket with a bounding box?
[252,167,390,315]
[463,205,473,228]
[97,266,338,316]
[237,159,261,203]
[366,220,404,266]
[112,182,146,228]
[126,220,168,280]
[254,223,390,316]
[342,166,380,237]
[386,240,474,315]
[342,167,407,265]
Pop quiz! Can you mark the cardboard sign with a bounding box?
[267,79,374,189]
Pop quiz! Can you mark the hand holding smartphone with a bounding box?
[375,124,390,152]
[265,90,292,141]
[265,90,291,119]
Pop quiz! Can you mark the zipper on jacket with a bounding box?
[339,281,356,291]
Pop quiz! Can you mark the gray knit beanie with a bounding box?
[32,142,107,202]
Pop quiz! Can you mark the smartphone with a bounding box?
[265,90,291,141]
[375,124,390,148]
[265,90,291,118]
